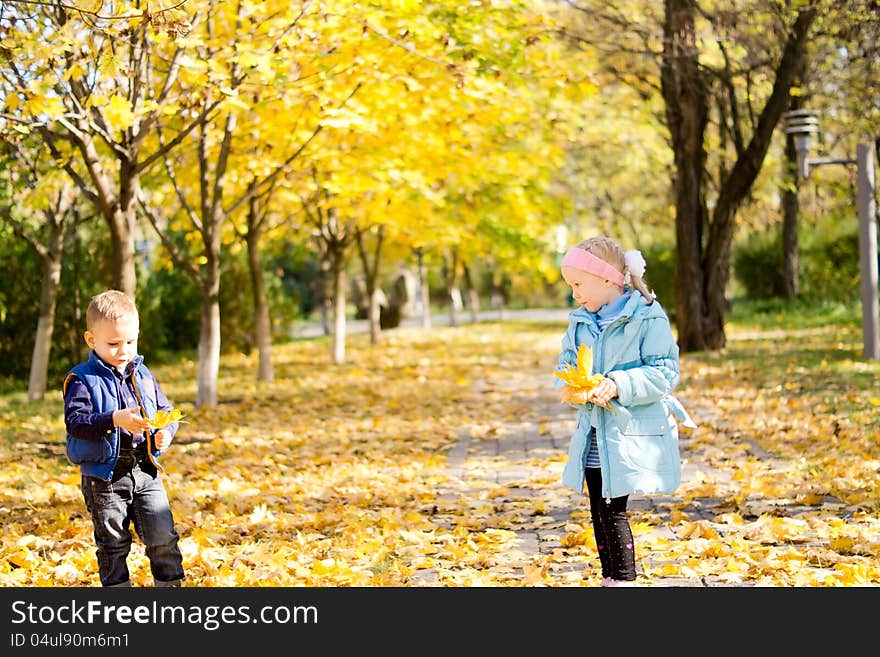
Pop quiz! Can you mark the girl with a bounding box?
[554,236,695,586]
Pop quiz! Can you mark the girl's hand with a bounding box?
[153,429,173,451]
[587,378,618,408]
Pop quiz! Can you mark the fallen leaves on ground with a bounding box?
[0,319,877,587]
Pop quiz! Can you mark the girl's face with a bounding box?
[84,315,140,372]
[561,265,622,312]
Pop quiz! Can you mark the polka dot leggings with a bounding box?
[584,467,636,581]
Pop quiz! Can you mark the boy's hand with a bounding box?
[113,407,149,433]
[153,429,173,451]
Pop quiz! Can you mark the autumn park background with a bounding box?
[0,1,878,587]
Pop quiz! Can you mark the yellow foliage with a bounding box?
[2,319,879,588]
[146,408,186,429]
[555,344,609,408]
[555,344,604,391]
[102,94,136,131]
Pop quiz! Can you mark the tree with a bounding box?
[0,2,203,298]
[662,1,819,349]
[557,0,827,350]
[139,0,332,405]
[0,138,84,401]
[354,223,386,344]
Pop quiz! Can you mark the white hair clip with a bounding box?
[623,250,646,285]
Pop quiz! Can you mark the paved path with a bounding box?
[419,373,744,587]
[298,307,843,586]
[419,363,856,587]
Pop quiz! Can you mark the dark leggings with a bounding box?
[584,467,636,581]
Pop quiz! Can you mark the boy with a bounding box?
[63,289,185,587]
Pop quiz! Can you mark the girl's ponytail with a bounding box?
[623,250,654,303]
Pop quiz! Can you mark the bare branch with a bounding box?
[1,0,191,36]
[137,194,203,285]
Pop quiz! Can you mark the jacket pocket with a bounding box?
[617,412,679,474]
[66,435,114,465]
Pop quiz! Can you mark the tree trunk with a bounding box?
[246,220,274,382]
[194,183,225,408]
[443,249,459,328]
[703,6,817,335]
[487,267,509,320]
[662,0,712,351]
[782,131,800,298]
[196,291,221,408]
[74,134,139,298]
[27,224,64,402]
[662,0,816,351]
[415,247,431,329]
[369,288,383,339]
[319,256,332,336]
[448,289,460,327]
[781,74,807,300]
[355,225,384,344]
[331,247,347,364]
[109,204,137,298]
[462,263,480,323]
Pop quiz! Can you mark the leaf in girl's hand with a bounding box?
[554,344,604,390]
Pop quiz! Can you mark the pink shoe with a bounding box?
[603,578,636,587]
[600,577,613,587]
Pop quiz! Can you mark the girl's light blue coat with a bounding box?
[555,291,696,499]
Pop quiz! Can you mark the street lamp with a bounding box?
[783,109,879,361]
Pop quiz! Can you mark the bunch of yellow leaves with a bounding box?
[555,344,607,406]
[146,408,186,429]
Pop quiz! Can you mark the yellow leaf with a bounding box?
[554,344,604,391]
[522,560,549,585]
[24,94,65,119]
[576,342,592,373]
[8,548,36,569]
[146,408,185,429]
[5,92,20,111]
[830,536,856,555]
[103,94,136,131]
[63,62,87,82]
[311,558,336,575]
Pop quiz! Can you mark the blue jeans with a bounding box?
[80,450,185,587]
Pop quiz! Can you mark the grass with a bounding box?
[726,296,860,330]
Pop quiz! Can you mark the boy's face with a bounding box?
[84,315,140,372]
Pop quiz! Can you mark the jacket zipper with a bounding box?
[596,311,641,502]
[594,331,613,502]
[131,374,165,474]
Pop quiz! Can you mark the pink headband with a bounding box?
[561,247,625,286]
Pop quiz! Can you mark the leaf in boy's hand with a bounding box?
[146,408,185,429]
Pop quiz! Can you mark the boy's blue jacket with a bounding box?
[63,351,175,481]
[554,291,696,499]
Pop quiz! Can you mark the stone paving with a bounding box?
[418,364,860,588]
[419,375,748,587]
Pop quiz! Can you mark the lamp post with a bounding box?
[783,109,879,361]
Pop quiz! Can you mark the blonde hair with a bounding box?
[86,290,139,330]
[575,236,655,303]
